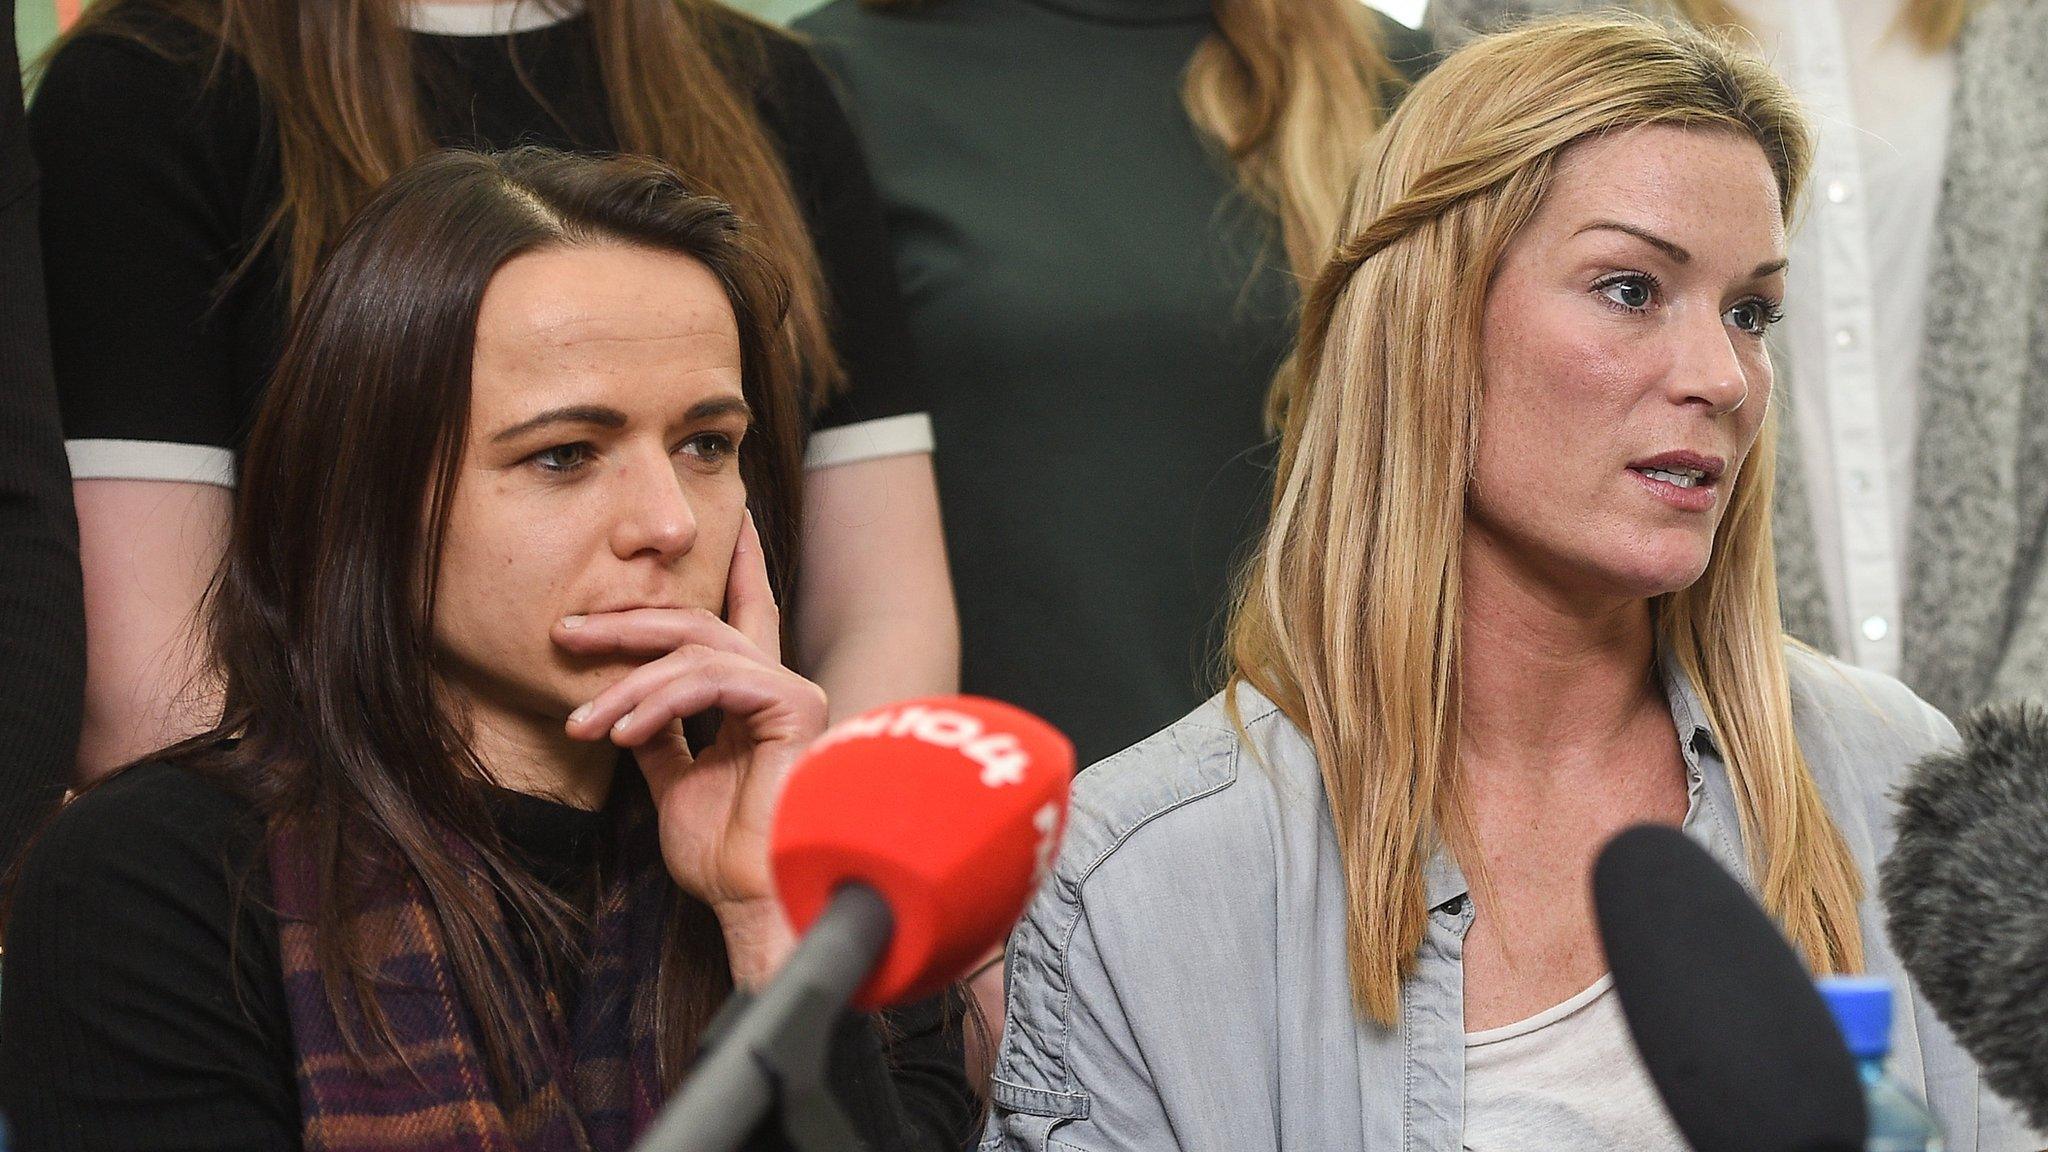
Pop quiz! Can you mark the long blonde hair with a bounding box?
[1227,13,1866,1027]
[1179,0,1403,283]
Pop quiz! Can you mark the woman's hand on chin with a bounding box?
[554,512,826,987]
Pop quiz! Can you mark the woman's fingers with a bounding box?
[566,645,825,748]
[556,510,797,745]
[611,663,809,747]
[553,606,766,663]
[564,639,754,737]
[725,510,782,662]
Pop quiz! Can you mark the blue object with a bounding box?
[1818,976,1947,1152]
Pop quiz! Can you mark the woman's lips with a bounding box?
[1627,465,1719,512]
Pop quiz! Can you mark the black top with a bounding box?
[29,3,931,484]
[0,1,87,872]
[0,761,978,1151]
[798,0,1430,765]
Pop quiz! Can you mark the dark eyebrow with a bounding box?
[1576,220,1692,264]
[489,396,753,444]
[686,396,754,425]
[1578,220,1787,281]
[490,404,627,443]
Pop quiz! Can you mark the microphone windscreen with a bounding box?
[771,696,1074,1009]
[1593,824,1865,1152]
[1881,701,2048,1130]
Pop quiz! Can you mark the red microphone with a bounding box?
[772,695,1075,1008]
[637,696,1074,1152]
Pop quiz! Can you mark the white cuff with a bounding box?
[67,439,237,488]
[803,413,935,471]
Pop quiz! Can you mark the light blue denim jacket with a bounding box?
[983,645,2044,1151]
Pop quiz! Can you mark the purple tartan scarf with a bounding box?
[268,817,672,1152]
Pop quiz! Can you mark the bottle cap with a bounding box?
[1817,975,1893,1059]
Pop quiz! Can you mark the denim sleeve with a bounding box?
[979,698,1295,1152]
[981,886,1180,1152]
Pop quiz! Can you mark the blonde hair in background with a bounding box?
[1227,13,1866,1027]
[857,0,1401,285]
[1178,0,1402,284]
[1671,0,1975,51]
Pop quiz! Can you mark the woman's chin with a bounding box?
[1597,549,1713,601]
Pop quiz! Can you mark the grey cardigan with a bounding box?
[983,647,2042,1150]
[1420,0,2048,719]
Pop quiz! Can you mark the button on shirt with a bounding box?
[983,645,2042,1151]
[1732,0,1957,675]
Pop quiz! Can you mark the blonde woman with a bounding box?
[984,16,2041,1151]
[1427,0,2048,719]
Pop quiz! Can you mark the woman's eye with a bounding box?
[530,443,595,473]
[679,432,738,465]
[1596,274,1656,312]
[1725,298,1785,336]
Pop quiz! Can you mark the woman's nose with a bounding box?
[1672,311,1750,415]
[608,452,697,562]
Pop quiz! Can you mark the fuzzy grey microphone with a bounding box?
[1880,700,2048,1131]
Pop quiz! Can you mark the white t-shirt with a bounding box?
[1463,975,1692,1151]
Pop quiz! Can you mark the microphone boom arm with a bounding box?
[634,883,895,1152]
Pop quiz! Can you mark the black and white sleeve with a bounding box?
[31,26,269,489]
[757,33,935,473]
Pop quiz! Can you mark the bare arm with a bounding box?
[793,452,958,721]
[74,479,228,777]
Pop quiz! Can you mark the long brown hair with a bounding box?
[181,147,802,1092]
[55,0,845,409]
[1229,14,1864,1026]
[856,0,1402,285]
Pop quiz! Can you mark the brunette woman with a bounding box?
[0,148,975,1152]
[31,0,957,777]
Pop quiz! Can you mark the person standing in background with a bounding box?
[796,0,1425,1080]
[0,6,87,868]
[1427,0,2048,715]
[32,0,958,779]
[795,0,1429,773]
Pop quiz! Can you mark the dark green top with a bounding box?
[798,0,1428,766]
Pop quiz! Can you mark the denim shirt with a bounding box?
[983,645,2044,1151]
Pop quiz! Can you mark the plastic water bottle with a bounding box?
[1818,976,1945,1152]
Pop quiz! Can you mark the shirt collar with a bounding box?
[1658,644,1721,766]
[1423,646,1723,914]
[404,0,582,37]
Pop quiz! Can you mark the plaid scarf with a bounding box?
[268,813,672,1152]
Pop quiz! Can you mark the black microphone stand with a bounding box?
[632,885,894,1152]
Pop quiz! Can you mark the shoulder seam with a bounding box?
[1069,740,1244,896]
